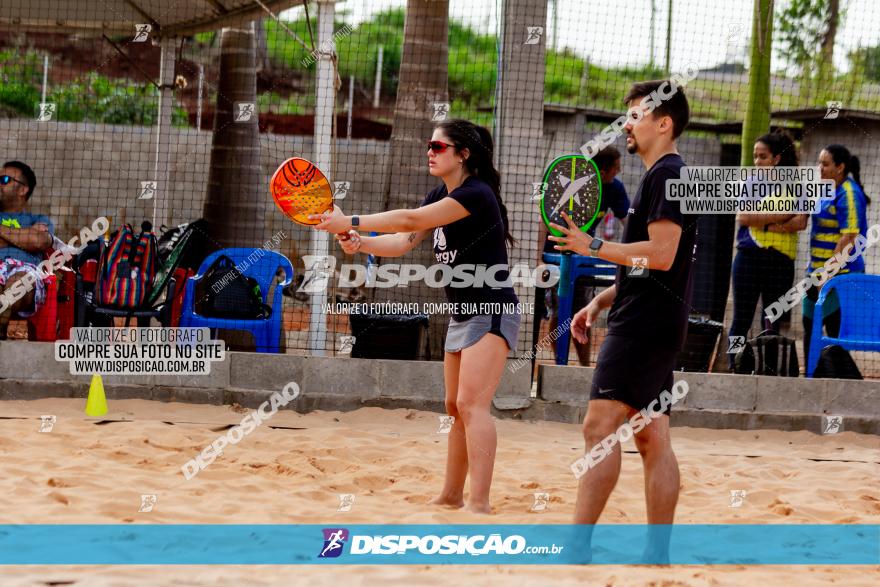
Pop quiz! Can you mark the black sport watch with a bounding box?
[589,238,604,257]
[351,215,360,228]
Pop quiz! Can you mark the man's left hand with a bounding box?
[547,211,592,256]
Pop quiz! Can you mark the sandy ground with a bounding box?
[0,398,878,586]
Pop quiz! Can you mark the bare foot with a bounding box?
[640,549,670,565]
[429,495,464,508]
[465,502,493,515]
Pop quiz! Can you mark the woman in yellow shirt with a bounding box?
[729,130,806,369]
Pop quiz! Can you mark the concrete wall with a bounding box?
[537,364,880,434]
[1,341,877,434]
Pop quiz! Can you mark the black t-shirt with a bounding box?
[421,175,518,321]
[606,153,697,350]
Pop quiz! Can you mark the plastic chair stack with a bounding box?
[807,273,880,377]
[542,253,617,365]
[179,248,294,353]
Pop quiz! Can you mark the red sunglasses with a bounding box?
[427,141,455,154]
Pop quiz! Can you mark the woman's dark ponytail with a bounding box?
[825,144,870,205]
[850,155,863,189]
[437,119,515,247]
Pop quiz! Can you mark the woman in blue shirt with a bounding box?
[801,144,869,364]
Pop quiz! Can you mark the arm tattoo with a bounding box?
[407,231,418,243]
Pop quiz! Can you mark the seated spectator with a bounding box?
[0,161,54,339]
[542,146,630,365]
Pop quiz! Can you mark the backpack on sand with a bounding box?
[734,330,799,377]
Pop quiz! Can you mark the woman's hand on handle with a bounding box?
[336,230,362,254]
[309,205,351,234]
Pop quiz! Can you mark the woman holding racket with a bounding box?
[311,119,518,514]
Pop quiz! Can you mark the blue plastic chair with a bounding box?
[542,253,617,365]
[807,273,880,377]
[180,248,294,353]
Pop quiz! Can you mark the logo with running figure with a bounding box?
[433,227,457,263]
[39,415,56,433]
[318,528,349,558]
[825,101,842,120]
[822,415,843,434]
[433,227,447,251]
[299,255,337,294]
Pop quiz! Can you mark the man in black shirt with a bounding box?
[540,146,630,366]
[549,79,697,562]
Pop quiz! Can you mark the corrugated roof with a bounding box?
[0,0,304,36]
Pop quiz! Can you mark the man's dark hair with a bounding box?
[3,160,36,199]
[623,79,690,139]
[592,146,621,173]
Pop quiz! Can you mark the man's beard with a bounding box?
[626,138,638,154]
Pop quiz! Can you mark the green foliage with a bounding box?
[265,9,404,96]
[777,0,827,75]
[256,7,877,123]
[447,18,497,110]
[0,77,41,115]
[850,45,880,83]
[259,91,311,115]
[5,6,878,131]
[337,10,403,94]
[0,51,188,126]
[776,0,846,102]
[0,49,43,114]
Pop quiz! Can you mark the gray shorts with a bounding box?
[444,313,521,354]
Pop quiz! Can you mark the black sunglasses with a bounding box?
[0,175,27,188]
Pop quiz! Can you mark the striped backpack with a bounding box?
[94,222,158,309]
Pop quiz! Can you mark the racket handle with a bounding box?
[558,253,573,298]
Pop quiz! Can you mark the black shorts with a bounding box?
[589,334,679,415]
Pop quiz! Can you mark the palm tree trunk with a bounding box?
[202,22,267,352]
[818,0,839,100]
[741,0,774,166]
[254,18,271,73]
[380,0,449,359]
[204,22,265,248]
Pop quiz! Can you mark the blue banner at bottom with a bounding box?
[0,525,877,565]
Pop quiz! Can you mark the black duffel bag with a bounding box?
[195,255,271,320]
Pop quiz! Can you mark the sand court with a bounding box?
[0,398,877,584]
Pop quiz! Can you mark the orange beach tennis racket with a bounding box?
[269,157,350,239]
